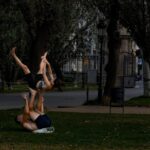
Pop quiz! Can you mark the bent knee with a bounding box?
[47,84,53,90]
[22,122,37,131]
[22,122,30,129]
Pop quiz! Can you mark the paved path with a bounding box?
[124,87,143,100]
[0,87,143,109]
[0,83,145,114]
[0,91,97,109]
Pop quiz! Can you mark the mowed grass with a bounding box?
[125,96,150,107]
[0,109,150,150]
[1,83,98,93]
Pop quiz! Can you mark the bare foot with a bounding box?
[41,51,48,59]
[43,51,48,57]
[21,93,29,105]
[22,93,28,100]
[10,47,16,56]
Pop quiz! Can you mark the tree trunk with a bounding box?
[103,31,121,104]
[103,0,121,105]
[29,23,49,73]
[143,60,150,96]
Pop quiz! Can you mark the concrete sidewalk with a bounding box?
[48,105,150,114]
[0,87,143,109]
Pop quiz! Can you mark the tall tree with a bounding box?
[17,0,94,72]
[120,0,150,96]
[83,0,121,103]
[103,0,121,103]
[0,0,97,83]
[0,0,28,89]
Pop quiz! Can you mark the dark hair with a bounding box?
[36,81,45,90]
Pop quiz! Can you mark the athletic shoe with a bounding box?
[33,126,55,134]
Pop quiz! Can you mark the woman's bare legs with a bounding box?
[36,93,44,114]
[22,94,30,122]
[22,93,40,122]
[10,47,48,77]
[36,52,54,89]
[41,59,56,90]
[37,51,48,74]
[45,59,56,85]
[22,94,29,114]
[28,88,37,110]
[25,51,47,110]
[10,47,30,74]
[22,94,38,130]
[28,54,47,110]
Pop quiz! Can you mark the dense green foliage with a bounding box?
[119,0,150,62]
[0,1,28,87]
[0,0,96,84]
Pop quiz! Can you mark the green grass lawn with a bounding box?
[0,109,150,150]
[1,84,28,93]
[125,96,150,106]
[1,83,98,93]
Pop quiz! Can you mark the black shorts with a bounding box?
[35,114,51,129]
[24,73,43,90]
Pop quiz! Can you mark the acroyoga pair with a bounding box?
[10,47,55,133]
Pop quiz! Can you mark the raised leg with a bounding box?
[42,59,56,89]
[10,47,30,74]
[36,93,44,114]
[22,94,30,122]
[28,88,37,110]
[37,51,48,74]
[22,94,39,131]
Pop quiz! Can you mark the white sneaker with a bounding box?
[33,126,55,134]
[46,126,55,133]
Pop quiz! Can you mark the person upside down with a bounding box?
[10,47,56,110]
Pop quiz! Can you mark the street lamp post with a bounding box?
[97,19,106,103]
